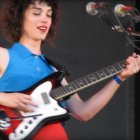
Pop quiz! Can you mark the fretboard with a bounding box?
[50,60,126,100]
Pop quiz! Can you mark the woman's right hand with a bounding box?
[0,93,37,112]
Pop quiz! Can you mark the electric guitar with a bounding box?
[0,56,139,140]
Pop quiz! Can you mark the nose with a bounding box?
[41,20,47,24]
[40,14,48,24]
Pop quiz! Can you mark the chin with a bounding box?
[41,35,47,40]
[35,37,46,41]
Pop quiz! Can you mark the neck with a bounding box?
[19,38,42,55]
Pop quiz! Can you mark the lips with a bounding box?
[37,26,47,32]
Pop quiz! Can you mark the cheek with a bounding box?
[48,20,52,29]
[26,17,38,26]
[23,18,37,32]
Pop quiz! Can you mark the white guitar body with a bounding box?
[9,81,67,140]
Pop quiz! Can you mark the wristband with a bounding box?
[113,75,122,84]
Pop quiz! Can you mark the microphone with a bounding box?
[114,4,135,17]
[86,2,108,16]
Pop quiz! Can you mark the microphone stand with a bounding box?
[97,5,140,51]
[112,25,140,37]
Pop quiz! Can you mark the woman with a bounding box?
[0,0,140,140]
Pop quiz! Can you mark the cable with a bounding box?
[111,7,140,51]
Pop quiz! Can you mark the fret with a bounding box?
[84,75,93,84]
[69,81,78,90]
[119,61,126,69]
[50,59,128,100]
[53,88,62,98]
[57,85,75,98]
[76,79,85,87]
[93,72,101,80]
[113,63,123,72]
[66,84,75,92]
[107,66,116,74]
[53,86,68,99]
[80,77,89,85]
[103,68,111,76]
[55,86,65,97]
[73,80,81,89]
[97,70,106,78]
[88,74,96,82]
[57,87,65,96]
[75,80,81,88]
[51,91,57,98]
[62,85,71,94]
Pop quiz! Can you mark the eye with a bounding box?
[47,10,52,18]
[47,14,52,17]
[33,12,41,16]
[32,8,41,15]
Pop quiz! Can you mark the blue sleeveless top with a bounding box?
[0,42,55,92]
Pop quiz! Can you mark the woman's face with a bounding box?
[21,1,52,42]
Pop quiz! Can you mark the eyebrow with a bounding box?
[32,7,41,12]
[32,6,52,12]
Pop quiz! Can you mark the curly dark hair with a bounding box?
[0,0,61,45]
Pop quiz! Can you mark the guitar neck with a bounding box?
[51,60,127,100]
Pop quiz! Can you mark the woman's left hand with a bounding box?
[118,53,140,81]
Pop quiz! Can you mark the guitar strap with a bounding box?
[44,56,70,78]
[44,56,71,110]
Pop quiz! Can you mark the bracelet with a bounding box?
[113,75,122,84]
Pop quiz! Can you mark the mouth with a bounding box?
[37,26,47,33]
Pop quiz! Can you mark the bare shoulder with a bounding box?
[0,46,8,59]
[0,47,9,66]
[0,46,8,52]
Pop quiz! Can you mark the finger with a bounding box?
[125,57,136,74]
[126,57,133,67]
[21,98,38,108]
[129,58,138,73]
[21,95,38,106]
[132,53,137,58]
[22,94,32,100]
[130,62,139,74]
[132,57,140,72]
[28,101,38,107]
[18,102,34,112]
[136,58,140,70]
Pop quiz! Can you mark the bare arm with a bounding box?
[0,47,9,77]
[64,77,120,121]
[64,53,140,121]
[0,47,37,112]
